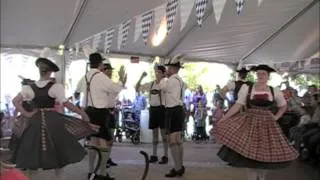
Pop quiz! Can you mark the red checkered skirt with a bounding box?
[215,108,299,162]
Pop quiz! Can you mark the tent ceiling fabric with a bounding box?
[1,0,319,69]
[1,0,79,47]
[170,0,318,65]
[0,0,164,47]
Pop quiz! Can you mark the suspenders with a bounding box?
[85,72,99,107]
[149,81,162,106]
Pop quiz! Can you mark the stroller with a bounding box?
[121,106,140,145]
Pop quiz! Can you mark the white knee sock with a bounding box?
[99,151,109,176]
[55,168,64,180]
[27,170,39,180]
[88,149,97,173]
[160,129,168,157]
[152,129,159,156]
[246,169,258,180]
[257,170,267,180]
[170,143,182,170]
[178,142,184,166]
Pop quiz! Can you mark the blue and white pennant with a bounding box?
[92,33,102,51]
[235,0,244,15]
[104,28,115,53]
[120,19,132,48]
[195,0,208,26]
[141,11,153,44]
[166,0,178,33]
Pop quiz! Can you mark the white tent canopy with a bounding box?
[1,0,319,69]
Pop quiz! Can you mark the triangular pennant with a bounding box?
[258,0,263,7]
[92,33,101,51]
[166,0,178,33]
[180,0,194,31]
[104,28,115,53]
[134,16,142,42]
[213,0,227,24]
[235,0,245,15]
[141,11,153,44]
[195,0,209,26]
[121,20,131,48]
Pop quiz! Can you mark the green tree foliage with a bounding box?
[180,63,209,91]
[293,74,320,88]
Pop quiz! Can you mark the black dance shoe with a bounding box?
[149,155,158,163]
[107,158,118,166]
[164,166,185,178]
[158,156,168,164]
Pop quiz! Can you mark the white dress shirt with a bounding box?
[75,69,123,109]
[159,74,185,108]
[21,80,67,103]
[237,84,287,107]
[139,80,166,107]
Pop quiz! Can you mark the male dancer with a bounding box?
[159,56,186,177]
[136,65,169,164]
[75,53,126,180]
[102,59,123,167]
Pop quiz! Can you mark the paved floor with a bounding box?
[19,142,319,180]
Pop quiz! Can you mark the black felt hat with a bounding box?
[156,65,166,73]
[252,65,276,73]
[35,58,60,72]
[165,55,184,68]
[89,53,105,65]
[236,67,250,73]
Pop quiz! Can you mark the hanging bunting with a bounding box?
[180,0,194,31]
[104,28,115,53]
[92,33,101,51]
[235,0,245,15]
[141,11,153,44]
[134,16,142,42]
[195,0,208,26]
[166,0,178,33]
[118,19,132,49]
[213,0,227,24]
[258,0,263,7]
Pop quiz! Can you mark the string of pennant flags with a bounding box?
[73,0,264,56]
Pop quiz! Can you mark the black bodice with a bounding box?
[23,82,55,111]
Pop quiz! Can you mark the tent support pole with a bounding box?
[238,0,319,65]
[63,0,89,46]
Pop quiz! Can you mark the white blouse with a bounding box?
[20,80,67,104]
[236,84,287,107]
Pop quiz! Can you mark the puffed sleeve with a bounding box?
[273,87,287,107]
[236,84,249,105]
[20,85,34,101]
[49,84,67,103]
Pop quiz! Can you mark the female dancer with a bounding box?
[12,58,97,180]
[215,65,299,180]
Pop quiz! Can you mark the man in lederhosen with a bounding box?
[221,67,253,107]
[135,65,169,164]
[159,56,186,177]
[101,59,124,168]
[75,53,125,180]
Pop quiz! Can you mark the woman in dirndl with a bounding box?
[215,65,299,180]
[12,58,97,180]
